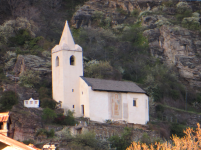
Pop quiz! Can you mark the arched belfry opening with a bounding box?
[56,56,59,67]
[70,55,75,65]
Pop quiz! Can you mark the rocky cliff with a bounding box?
[143,23,201,88]
[71,0,201,89]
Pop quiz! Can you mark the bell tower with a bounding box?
[52,21,83,116]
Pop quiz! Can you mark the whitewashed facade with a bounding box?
[24,98,39,108]
[52,21,149,124]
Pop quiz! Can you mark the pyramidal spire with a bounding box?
[59,21,75,50]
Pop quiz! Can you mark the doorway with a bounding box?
[81,105,84,116]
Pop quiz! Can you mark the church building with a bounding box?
[52,21,149,124]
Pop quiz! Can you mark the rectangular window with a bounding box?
[72,89,74,92]
[30,101,33,104]
[25,101,28,104]
[73,105,74,108]
[133,99,137,107]
[35,101,38,104]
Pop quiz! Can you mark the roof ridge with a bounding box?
[80,77,146,94]
[82,77,135,83]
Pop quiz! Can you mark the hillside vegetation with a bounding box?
[0,0,201,149]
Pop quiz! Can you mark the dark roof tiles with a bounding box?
[81,77,146,94]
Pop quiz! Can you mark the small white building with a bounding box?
[24,98,39,108]
[51,21,149,124]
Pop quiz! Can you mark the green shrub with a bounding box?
[28,36,43,49]
[192,12,200,18]
[15,47,30,55]
[38,87,51,100]
[19,70,41,88]
[144,62,185,103]
[116,8,127,15]
[140,133,151,145]
[170,123,186,137]
[42,108,57,123]
[121,23,148,48]
[0,67,6,82]
[155,20,172,27]
[99,17,112,28]
[23,139,35,145]
[8,29,31,46]
[162,0,174,7]
[74,131,98,148]
[54,110,76,126]
[176,2,192,14]
[54,114,76,126]
[155,104,164,113]
[40,98,57,109]
[92,11,104,20]
[84,60,119,80]
[109,127,132,150]
[152,87,163,102]
[170,89,180,100]
[176,10,192,21]
[5,58,16,70]
[0,17,38,43]
[35,128,55,138]
[0,90,18,111]
[131,9,140,17]
[195,93,201,103]
[182,17,200,30]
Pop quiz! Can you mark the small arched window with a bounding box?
[70,55,75,65]
[56,56,59,67]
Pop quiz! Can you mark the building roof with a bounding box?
[0,112,9,122]
[25,98,39,101]
[0,134,37,150]
[52,21,82,53]
[59,21,75,50]
[81,77,146,94]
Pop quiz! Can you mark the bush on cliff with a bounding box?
[35,128,55,138]
[42,108,57,123]
[54,110,77,126]
[19,70,41,88]
[0,90,18,111]
[73,131,98,148]
[40,98,57,110]
[182,17,200,30]
[109,127,132,150]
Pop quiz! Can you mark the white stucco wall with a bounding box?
[125,93,149,124]
[52,50,64,109]
[62,50,83,117]
[79,78,90,118]
[79,87,149,124]
[89,90,110,122]
[52,49,83,117]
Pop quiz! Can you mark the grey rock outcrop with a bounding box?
[13,54,51,76]
[143,22,201,88]
[10,106,43,141]
[71,0,163,28]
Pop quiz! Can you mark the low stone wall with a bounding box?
[70,121,159,141]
